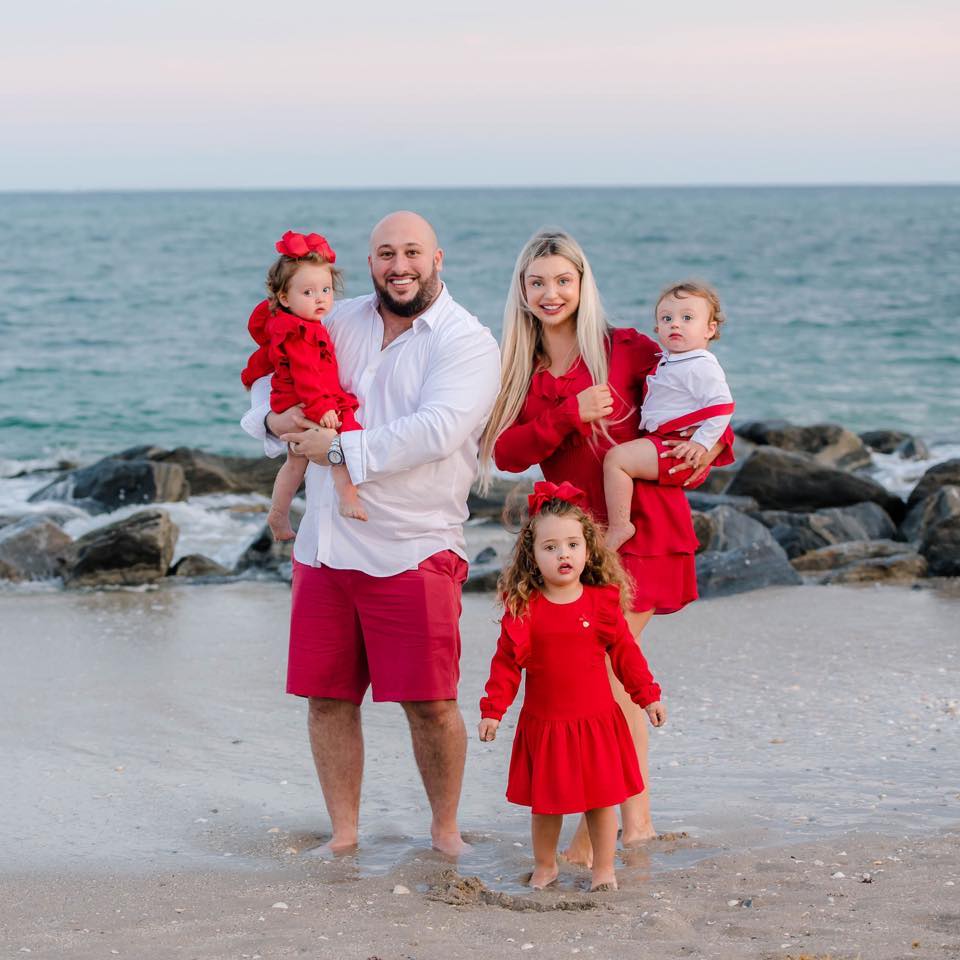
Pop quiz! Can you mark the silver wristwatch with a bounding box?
[327,435,344,466]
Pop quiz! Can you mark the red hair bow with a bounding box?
[527,480,588,517]
[275,230,337,263]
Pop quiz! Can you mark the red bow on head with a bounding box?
[275,230,337,263]
[527,480,588,517]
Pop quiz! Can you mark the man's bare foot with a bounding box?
[305,836,358,859]
[604,521,635,552]
[559,844,593,869]
[338,493,368,521]
[530,864,559,890]
[431,829,472,857]
[267,509,296,542]
[621,824,657,847]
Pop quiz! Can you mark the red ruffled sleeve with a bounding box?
[240,299,276,388]
[592,586,661,707]
[479,608,530,720]
[493,382,590,473]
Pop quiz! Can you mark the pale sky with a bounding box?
[1,0,958,190]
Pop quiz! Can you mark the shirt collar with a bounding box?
[661,348,713,364]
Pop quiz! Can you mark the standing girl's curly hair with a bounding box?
[497,498,634,619]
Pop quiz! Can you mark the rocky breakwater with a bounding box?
[2,446,281,588]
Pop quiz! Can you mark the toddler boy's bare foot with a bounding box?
[267,509,297,542]
[338,492,368,522]
[529,864,559,890]
[604,521,635,552]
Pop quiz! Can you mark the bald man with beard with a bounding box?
[242,212,500,857]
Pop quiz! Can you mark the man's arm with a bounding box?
[240,375,286,458]
[341,330,500,483]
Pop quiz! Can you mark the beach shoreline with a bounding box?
[2,581,957,956]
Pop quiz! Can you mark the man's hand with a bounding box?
[660,432,724,486]
[577,384,614,423]
[280,425,337,463]
[645,701,667,727]
[318,410,342,429]
[266,404,313,438]
[478,718,500,742]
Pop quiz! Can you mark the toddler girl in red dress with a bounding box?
[241,231,366,541]
[478,481,666,892]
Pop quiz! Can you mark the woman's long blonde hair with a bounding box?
[498,499,634,619]
[477,229,612,493]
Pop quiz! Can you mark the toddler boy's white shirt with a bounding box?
[640,349,733,450]
[240,285,500,577]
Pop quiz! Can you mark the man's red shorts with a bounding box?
[287,550,468,704]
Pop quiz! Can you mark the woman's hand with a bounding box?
[645,701,667,727]
[577,384,614,423]
[478,718,500,742]
[318,409,342,429]
[664,440,708,470]
[660,432,724,486]
[266,404,313,438]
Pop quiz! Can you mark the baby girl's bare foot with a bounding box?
[267,509,297,542]
[529,864,559,890]
[338,492,368,522]
[604,522,635,552]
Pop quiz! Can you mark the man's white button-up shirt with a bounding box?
[241,285,500,577]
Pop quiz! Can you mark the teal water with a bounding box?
[0,186,958,465]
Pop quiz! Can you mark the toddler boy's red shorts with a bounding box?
[287,550,468,703]
[647,431,712,488]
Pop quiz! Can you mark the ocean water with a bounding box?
[1,186,958,570]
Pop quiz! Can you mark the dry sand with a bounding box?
[1,581,957,959]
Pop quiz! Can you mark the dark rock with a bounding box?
[695,539,802,598]
[117,445,283,498]
[752,502,897,559]
[859,430,931,460]
[901,485,960,543]
[726,447,904,519]
[468,477,528,522]
[685,491,759,513]
[233,509,302,577]
[473,546,498,564]
[169,554,232,578]
[905,486,960,576]
[694,467,736,494]
[907,459,960,508]
[29,458,189,514]
[65,509,179,587]
[706,505,781,553]
[791,539,927,584]
[735,420,872,471]
[0,516,74,581]
[691,510,715,554]
[463,565,502,593]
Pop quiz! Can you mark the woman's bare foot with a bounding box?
[338,491,368,521]
[621,824,657,847]
[530,864,559,890]
[305,836,358,859]
[604,521,635,552]
[267,508,297,542]
[560,818,594,868]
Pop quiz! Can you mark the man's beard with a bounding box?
[373,266,441,318]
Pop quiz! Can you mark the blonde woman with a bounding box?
[479,229,728,861]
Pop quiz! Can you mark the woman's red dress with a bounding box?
[492,328,732,613]
[480,585,661,815]
[240,299,361,430]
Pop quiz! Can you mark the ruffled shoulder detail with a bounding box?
[246,299,273,346]
[269,313,331,353]
[610,326,661,373]
[587,583,624,649]
[499,597,537,666]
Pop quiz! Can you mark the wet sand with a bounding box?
[1,582,958,958]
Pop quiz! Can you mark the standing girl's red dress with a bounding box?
[480,584,662,814]
[493,328,733,614]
